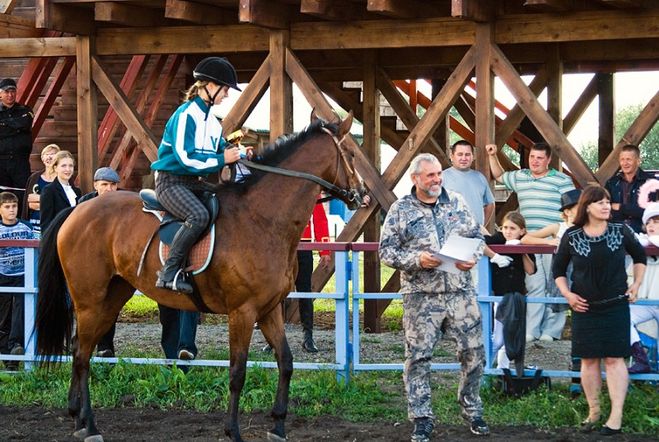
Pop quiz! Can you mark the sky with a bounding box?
[218,71,658,197]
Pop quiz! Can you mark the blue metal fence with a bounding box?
[1,239,658,383]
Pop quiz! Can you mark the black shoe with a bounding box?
[469,416,490,436]
[411,417,434,442]
[10,345,24,356]
[96,349,115,358]
[579,417,600,433]
[156,269,194,294]
[600,425,622,436]
[302,335,319,353]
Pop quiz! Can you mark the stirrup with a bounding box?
[156,269,193,294]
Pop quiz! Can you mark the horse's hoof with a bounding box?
[73,428,88,439]
[84,435,104,442]
[267,431,287,442]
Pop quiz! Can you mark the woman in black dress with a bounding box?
[553,185,646,436]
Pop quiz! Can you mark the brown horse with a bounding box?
[34,113,364,442]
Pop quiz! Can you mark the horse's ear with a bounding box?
[310,108,318,123]
[338,111,353,138]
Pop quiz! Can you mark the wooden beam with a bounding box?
[474,23,494,178]
[25,58,59,110]
[91,56,159,163]
[36,0,95,35]
[362,52,383,333]
[96,2,164,27]
[239,0,290,29]
[563,74,598,135]
[597,73,615,166]
[291,16,473,50]
[98,55,150,162]
[523,0,571,12]
[546,45,562,169]
[376,70,450,165]
[32,57,74,137]
[120,55,184,181]
[300,0,361,21]
[0,0,18,14]
[0,14,39,38]
[76,36,98,193]
[598,0,643,8]
[489,43,595,186]
[269,31,293,141]
[221,56,271,134]
[495,10,659,45]
[164,0,231,25]
[595,91,659,182]
[93,11,659,54]
[0,37,76,57]
[495,67,548,147]
[451,0,495,22]
[109,55,168,171]
[367,0,441,18]
[285,47,396,210]
[96,25,269,55]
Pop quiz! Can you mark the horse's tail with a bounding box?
[34,206,76,364]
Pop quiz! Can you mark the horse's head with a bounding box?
[313,110,366,210]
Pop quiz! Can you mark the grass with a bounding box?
[1,364,657,435]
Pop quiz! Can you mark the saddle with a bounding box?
[139,189,219,275]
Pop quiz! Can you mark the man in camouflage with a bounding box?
[379,153,489,441]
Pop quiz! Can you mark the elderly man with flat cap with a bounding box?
[0,78,34,207]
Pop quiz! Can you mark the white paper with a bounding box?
[435,235,481,274]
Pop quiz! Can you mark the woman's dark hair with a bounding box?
[573,185,611,227]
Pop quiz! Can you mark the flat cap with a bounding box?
[93,167,120,183]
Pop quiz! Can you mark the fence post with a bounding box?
[23,247,38,371]
[334,248,351,383]
[351,250,361,369]
[477,256,493,370]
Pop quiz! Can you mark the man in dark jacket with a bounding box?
[605,144,653,233]
[0,79,33,207]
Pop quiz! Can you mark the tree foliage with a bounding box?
[578,104,659,172]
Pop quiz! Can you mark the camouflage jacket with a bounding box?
[379,187,484,294]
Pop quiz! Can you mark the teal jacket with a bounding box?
[151,96,227,176]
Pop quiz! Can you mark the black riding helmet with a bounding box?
[193,57,242,91]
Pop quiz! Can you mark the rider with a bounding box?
[151,56,242,294]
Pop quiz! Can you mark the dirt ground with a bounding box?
[1,405,657,442]
[1,317,656,441]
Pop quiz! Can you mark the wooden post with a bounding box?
[547,45,563,170]
[269,30,292,141]
[597,73,615,167]
[362,52,382,333]
[474,22,494,230]
[76,35,98,193]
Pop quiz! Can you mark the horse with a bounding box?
[34,112,364,442]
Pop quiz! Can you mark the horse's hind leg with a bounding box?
[259,303,293,442]
[224,309,258,442]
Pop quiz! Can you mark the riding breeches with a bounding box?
[155,171,210,232]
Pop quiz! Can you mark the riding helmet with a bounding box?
[193,57,242,91]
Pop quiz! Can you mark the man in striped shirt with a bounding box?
[487,142,575,343]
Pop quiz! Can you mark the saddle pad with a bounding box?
[159,225,215,275]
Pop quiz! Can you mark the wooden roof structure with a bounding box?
[2,0,658,329]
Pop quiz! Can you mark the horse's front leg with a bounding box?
[259,302,293,442]
[224,310,257,442]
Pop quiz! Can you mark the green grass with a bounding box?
[1,364,657,435]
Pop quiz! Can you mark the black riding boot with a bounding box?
[302,329,318,353]
[628,341,651,374]
[155,223,200,294]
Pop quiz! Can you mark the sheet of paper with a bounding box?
[435,235,481,274]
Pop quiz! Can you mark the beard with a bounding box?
[419,184,441,198]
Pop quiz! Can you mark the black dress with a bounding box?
[552,222,646,358]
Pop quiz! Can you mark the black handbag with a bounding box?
[499,368,551,397]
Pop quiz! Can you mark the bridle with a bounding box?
[237,124,364,206]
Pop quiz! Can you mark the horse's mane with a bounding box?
[221,119,339,193]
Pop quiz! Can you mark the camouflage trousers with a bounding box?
[402,290,485,421]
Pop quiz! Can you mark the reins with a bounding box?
[238,125,362,205]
